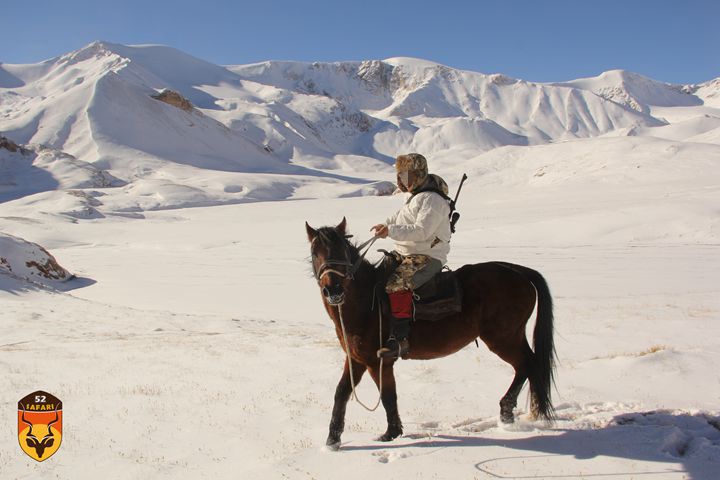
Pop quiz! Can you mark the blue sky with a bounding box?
[1,0,717,84]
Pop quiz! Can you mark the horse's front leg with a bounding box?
[327,358,367,450]
[368,360,403,441]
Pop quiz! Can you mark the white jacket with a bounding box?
[385,191,452,264]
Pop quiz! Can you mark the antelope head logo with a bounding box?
[19,408,60,460]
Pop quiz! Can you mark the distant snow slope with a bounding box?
[0,139,122,203]
[693,78,720,108]
[557,69,702,114]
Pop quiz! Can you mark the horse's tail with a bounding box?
[497,262,556,421]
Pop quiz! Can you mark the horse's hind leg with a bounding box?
[497,341,534,423]
[500,370,528,423]
[327,358,367,450]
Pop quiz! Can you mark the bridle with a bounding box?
[312,235,379,285]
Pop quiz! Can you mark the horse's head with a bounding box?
[306,217,355,306]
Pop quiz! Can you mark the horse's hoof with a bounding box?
[376,430,402,442]
[500,414,515,424]
[325,440,341,451]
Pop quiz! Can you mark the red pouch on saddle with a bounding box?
[389,290,414,319]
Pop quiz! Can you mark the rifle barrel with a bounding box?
[452,173,468,205]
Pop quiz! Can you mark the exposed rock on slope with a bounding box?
[152,89,194,112]
[0,135,22,153]
[0,232,73,283]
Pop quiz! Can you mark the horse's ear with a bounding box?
[305,222,318,242]
[336,217,347,236]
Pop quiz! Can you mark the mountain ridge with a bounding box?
[1,41,718,217]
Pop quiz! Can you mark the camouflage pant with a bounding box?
[385,253,443,293]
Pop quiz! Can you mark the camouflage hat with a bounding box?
[395,153,428,192]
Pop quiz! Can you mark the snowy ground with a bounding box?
[1,182,718,478]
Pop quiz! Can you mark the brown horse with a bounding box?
[305,218,556,450]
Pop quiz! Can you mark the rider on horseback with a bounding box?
[372,153,452,359]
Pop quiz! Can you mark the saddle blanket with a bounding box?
[413,270,463,321]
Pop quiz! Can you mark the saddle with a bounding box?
[413,270,463,321]
[376,252,463,322]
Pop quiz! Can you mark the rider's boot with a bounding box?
[377,290,413,359]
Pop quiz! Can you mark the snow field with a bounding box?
[1,186,718,478]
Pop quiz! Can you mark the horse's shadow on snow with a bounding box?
[342,411,720,480]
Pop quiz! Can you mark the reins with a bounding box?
[313,234,385,411]
[337,302,384,412]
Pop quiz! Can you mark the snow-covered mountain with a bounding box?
[555,69,702,114]
[0,41,718,217]
[692,77,720,108]
[227,56,672,157]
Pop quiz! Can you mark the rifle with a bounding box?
[449,173,467,234]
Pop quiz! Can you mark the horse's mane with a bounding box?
[313,226,361,263]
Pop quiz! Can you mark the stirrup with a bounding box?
[377,336,409,359]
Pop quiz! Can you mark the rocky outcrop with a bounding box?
[151,89,194,112]
[357,60,394,94]
[0,135,20,153]
[0,233,73,284]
